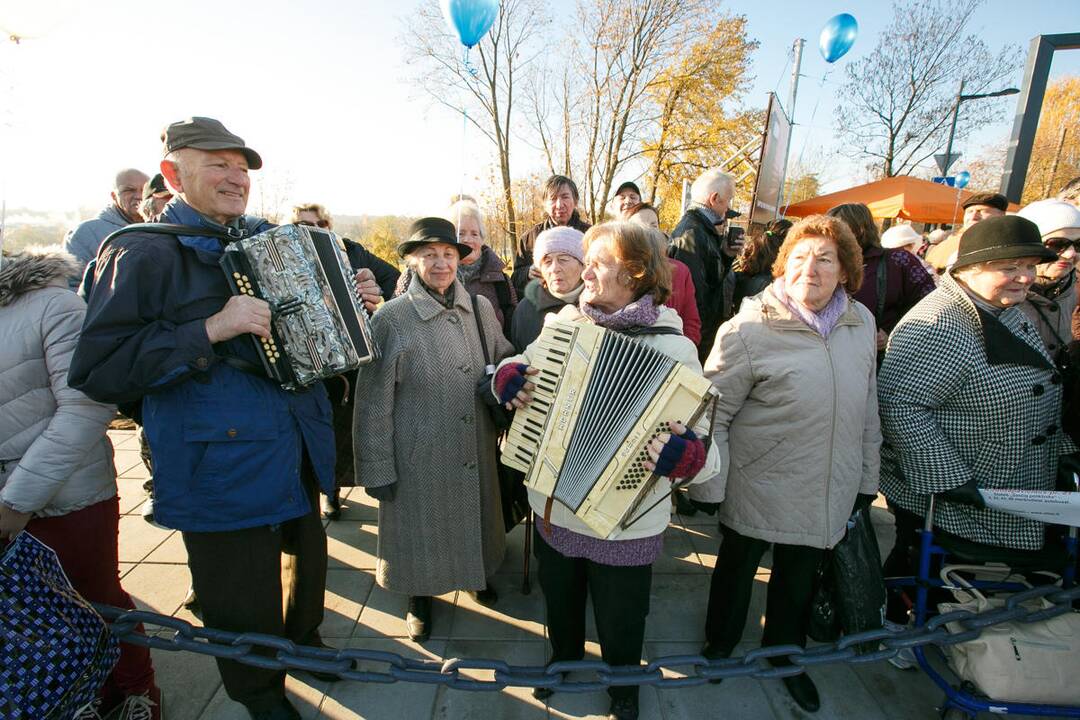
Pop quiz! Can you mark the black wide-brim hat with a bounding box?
[397,217,472,258]
[952,215,1058,270]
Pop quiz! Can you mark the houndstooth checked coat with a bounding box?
[879,272,1073,550]
[353,279,513,595]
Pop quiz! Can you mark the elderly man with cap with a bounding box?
[352,217,513,642]
[926,191,1009,272]
[69,117,380,720]
[138,173,173,221]
[670,168,739,362]
[63,167,150,287]
[612,180,642,220]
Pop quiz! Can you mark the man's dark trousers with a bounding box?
[182,456,328,712]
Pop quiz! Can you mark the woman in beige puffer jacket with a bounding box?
[693,215,881,713]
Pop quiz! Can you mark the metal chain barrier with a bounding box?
[94,584,1079,693]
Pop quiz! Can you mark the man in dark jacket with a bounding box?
[69,117,340,720]
[511,174,591,297]
[670,168,737,362]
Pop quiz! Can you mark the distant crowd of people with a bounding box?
[1,114,1078,720]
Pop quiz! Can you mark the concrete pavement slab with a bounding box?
[318,638,446,720]
[432,640,548,720]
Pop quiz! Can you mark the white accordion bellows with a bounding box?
[502,319,716,539]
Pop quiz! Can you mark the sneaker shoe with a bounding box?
[72,698,105,720]
[115,687,162,720]
[139,497,168,531]
[406,595,432,641]
[183,586,201,617]
[321,492,341,521]
[883,620,917,670]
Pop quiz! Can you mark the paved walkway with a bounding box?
[109,429,952,719]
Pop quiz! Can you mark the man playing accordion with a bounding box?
[70,117,378,720]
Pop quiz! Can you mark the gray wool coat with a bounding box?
[353,278,513,596]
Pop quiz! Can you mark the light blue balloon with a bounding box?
[441,0,500,49]
[819,13,858,63]
[956,171,971,189]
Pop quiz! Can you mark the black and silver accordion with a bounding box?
[219,224,378,390]
[501,320,716,538]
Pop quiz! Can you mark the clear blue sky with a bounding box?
[0,0,1077,222]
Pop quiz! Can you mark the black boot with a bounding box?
[781,673,820,713]
[469,582,499,607]
[701,642,730,685]
[673,489,698,516]
[406,596,432,641]
[248,699,301,720]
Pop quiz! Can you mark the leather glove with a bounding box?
[365,484,397,502]
[494,363,530,405]
[1056,453,1080,492]
[647,426,706,479]
[939,478,986,510]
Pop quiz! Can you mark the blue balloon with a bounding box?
[441,0,500,49]
[819,13,858,63]
[956,171,971,189]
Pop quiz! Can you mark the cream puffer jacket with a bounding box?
[496,303,721,541]
[0,248,117,517]
[694,286,881,549]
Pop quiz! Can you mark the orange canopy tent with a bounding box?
[782,175,1018,224]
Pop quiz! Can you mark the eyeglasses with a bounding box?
[1044,237,1080,254]
[297,219,330,228]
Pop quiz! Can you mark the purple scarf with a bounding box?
[771,278,848,338]
[580,294,661,330]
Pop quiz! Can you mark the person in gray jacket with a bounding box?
[0,246,160,719]
[63,167,148,287]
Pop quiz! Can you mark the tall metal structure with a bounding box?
[1000,33,1080,202]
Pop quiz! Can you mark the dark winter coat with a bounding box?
[68,198,336,532]
[670,207,731,361]
[63,204,132,288]
[854,247,936,335]
[511,212,591,298]
[509,279,576,352]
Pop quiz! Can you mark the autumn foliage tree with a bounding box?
[641,15,758,226]
[1022,75,1080,203]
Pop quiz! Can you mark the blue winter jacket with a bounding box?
[68,199,335,532]
[63,204,132,289]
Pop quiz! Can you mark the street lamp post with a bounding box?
[941,82,1020,176]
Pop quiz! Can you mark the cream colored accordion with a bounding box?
[501,319,716,539]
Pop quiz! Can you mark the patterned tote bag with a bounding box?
[0,533,119,719]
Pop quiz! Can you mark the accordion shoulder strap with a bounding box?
[617,325,682,338]
[97,222,236,257]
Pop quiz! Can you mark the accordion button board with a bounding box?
[220,224,378,390]
[502,319,716,539]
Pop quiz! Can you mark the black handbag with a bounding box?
[470,296,529,531]
[831,507,887,651]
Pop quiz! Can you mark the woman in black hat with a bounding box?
[878,216,1072,627]
[351,218,514,641]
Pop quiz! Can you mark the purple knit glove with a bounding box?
[653,428,706,479]
[494,363,529,405]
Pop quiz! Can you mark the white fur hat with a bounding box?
[1017,199,1080,238]
[881,224,922,249]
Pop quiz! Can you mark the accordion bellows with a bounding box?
[502,320,716,539]
[220,224,378,390]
